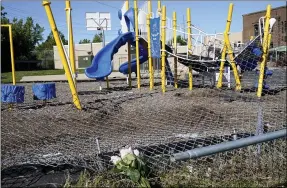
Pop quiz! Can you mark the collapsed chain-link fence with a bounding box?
[2,21,287,188]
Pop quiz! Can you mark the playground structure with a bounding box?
[1,1,276,109]
[84,1,275,93]
[58,0,277,109]
[1,1,286,187]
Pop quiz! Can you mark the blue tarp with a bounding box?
[1,84,25,103]
[150,17,161,58]
[32,83,56,100]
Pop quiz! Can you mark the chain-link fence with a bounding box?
[1,26,287,188]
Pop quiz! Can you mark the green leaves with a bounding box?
[126,168,141,182]
[140,177,151,188]
[122,153,136,165]
[35,31,67,61]
[92,33,103,43]
[78,33,102,44]
[79,39,91,44]
[1,7,45,71]
[112,148,151,188]
[36,31,67,51]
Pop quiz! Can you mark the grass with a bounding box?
[63,140,286,188]
[1,69,85,83]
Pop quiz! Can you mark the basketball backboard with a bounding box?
[86,12,111,31]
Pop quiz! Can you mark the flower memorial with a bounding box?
[110,147,151,188]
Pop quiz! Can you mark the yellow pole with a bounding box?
[225,32,241,91]
[187,8,192,90]
[173,12,178,88]
[1,25,16,85]
[8,25,16,85]
[157,1,161,13]
[217,3,241,91]
[126,1,132,88]
[257,5,271,98]
[217,3,233,89]
[65,0,76,86]
[217,45,227,88]
[161,6,166,93]
[42,0,82,110]
[134,0,141,89]
[147,0,153,90]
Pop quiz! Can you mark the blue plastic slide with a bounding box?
[85,32,135,80]
[118,41,148,74]
[119,38,174,85]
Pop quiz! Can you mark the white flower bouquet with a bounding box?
[110,147,150,188]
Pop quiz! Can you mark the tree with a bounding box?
[176,35,187,45]
[1,7,44,72]
[1,6,7,18]
[35,31,68,61]
[36,31,68,50]
[11,17,44,60]
[92,33,103,43]
[167,35,187,46]
[79,39,91,44]
[1,6,9,42]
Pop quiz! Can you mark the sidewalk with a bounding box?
[20,72,159,82]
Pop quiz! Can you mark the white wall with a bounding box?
[53,42,129,71]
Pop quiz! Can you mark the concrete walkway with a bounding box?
[20,72,159,82]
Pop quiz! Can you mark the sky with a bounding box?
[2,1,286,44]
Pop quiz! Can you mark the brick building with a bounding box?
[242,5,287,48]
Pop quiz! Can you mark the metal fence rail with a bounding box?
[171,129,286,162]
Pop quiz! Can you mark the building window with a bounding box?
[285,36,287,42]
[285,21,287,34]
[270,42,273,48]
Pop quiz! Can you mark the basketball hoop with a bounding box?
[85,12,111,31]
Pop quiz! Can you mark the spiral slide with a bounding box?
[85,6,174,83]
[85,32,135,80]
[119,38,174,84]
